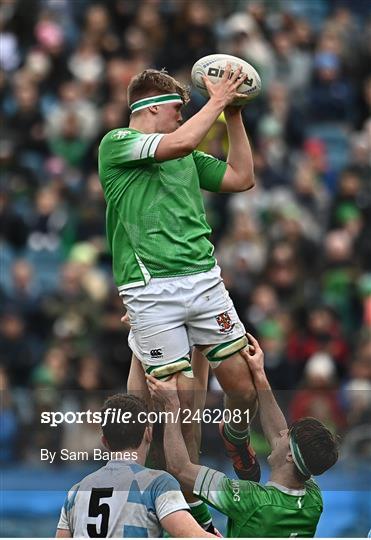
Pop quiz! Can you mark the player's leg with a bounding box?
[188,266,260,481]
[127,353,151,404]
[196,341,260,481]
[127,354,167,470]
[178,351,214,531]
[129,341,213,526]
[121,279,215,531]
[191,348,209,457]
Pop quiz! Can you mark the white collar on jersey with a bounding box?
[266,481,306,496]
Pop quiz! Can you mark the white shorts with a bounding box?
[120,265,245,367]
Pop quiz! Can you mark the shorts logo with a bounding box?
[215,311,235,334]
[150,348,163,359]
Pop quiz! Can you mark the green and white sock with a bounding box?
[189,500,212,529]
[224,421,250,446]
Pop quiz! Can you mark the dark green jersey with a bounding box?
[193,466,323,538]
[98,128,227,290]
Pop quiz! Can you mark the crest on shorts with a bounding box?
[216,311,235,333]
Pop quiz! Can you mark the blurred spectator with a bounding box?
[309,51,355,123]
[6,260,44,344]
[0,191,29,251]
[158,0,217,71]
[0,310,36,386]
[7,81,47,155]
[46,80,100,142]
[220,11,274,85]
[270,30,312,96]
[290,352,347,434]
[27,187,69,252]
[40,261,100,347]
[321,229,361,332]
[288,305,349,381]
[0,367,20,463]
[264,241,304,310]
[32,347,70,390]
[256,319,294,390]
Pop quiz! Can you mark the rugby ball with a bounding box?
[191,54,261,105]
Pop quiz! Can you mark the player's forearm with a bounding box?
[253,369,288,447]
[183,98,227,148]
[163,403,194,483]
[225,112,254,190]
[156,98,225,160]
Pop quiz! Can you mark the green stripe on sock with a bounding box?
[224,421,250,446]
[189,501,212,528]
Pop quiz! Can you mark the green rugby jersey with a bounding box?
[98,128,227,290]
[194,466,323,538]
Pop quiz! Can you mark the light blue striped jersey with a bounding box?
[57,460,188,537]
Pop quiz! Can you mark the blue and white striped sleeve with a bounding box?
[151,472,189,520]
[57,483,79,532]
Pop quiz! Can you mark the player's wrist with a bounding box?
[224,106,242,118]
[208,95,227,112]
[253,368,269,385]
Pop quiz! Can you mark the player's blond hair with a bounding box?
[127,69,190,109]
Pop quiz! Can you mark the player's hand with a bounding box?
[145,373,180,409]
[121,312,131,329]
[240,333,265,373]
[202,64,247,108]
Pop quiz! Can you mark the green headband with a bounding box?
[289,433,311,477]
[130,93,183,113]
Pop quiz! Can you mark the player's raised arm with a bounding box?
[146,374,201,492]
[241,333,288,448]
[154,66,247,161]
[219,106,255,192]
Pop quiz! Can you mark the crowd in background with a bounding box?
[1,0,370,465]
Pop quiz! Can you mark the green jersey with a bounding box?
[98,128,227,290]
[194,466,323,538]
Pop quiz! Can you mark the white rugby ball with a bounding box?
[191,53,261,105]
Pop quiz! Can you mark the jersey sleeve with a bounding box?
[57,504,69,531]
[57,483,79,532]
[192,150,227,192]
[151,472,189,521]
[100,129,164,168]
[193,466,256,520]
[305,478,323,507]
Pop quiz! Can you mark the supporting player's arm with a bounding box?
[161,510,215,538]
[155,65,248,161]
[146,374,201,493]
[241,333,288,448]
[220,107,255,192]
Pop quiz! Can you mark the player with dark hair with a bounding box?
[146,333,339,538]
[56,394,214,538]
